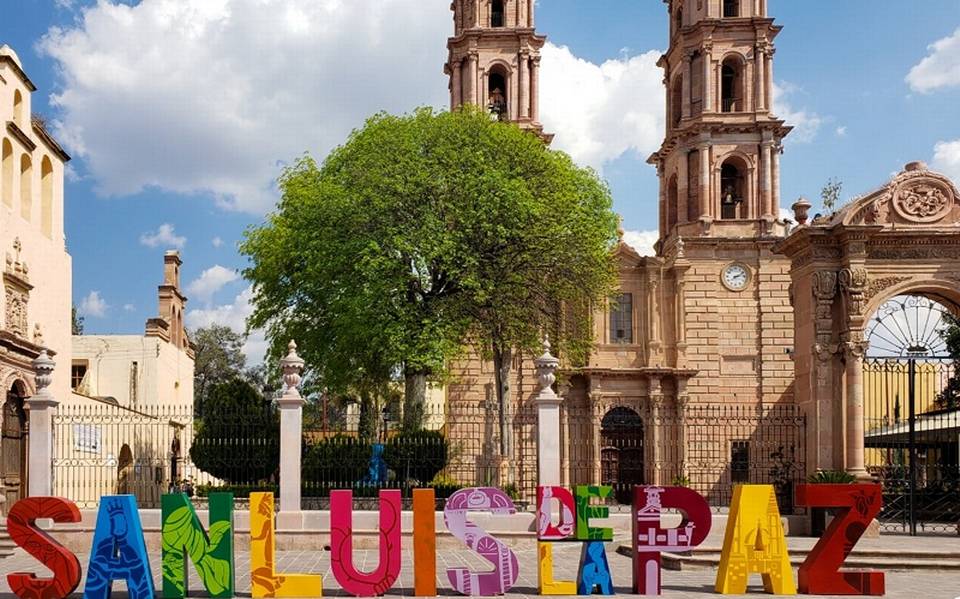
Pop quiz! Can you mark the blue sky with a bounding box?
[2,0,959,365]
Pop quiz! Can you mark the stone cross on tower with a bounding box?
[445,0,552,142]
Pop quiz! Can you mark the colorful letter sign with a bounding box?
[577,541,614,595]
[631,486,712,595]
[161,492,235,598]
[575,485,614,541]
[715,485,795,595]
[330,489,402,596]
[795,483,885,595]
[6,496,83,599]
[538,542,577,595]
[413,488,437,597]
[249,493,322,598]
[84,495,156,599]
[537,486,576,540]
[444,487,520,595]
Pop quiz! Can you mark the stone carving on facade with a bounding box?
[865,276,910,301]
[838,267,868,316]
[3,238,32,340]
[893,182,952,223]
[811,270,838,365]
[848,162,959,226]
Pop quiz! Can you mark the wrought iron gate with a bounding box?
[864,295,960,535]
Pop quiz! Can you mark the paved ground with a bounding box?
[2,535,959,598]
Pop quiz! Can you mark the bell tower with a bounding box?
[445,0,551,141]
[648,0,791,247]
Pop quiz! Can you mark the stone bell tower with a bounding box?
[648,0,792,244]
[445,0,551,141]
[646,0,796,408]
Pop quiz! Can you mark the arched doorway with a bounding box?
[863,294,959,534]
[600,406,644,503]
[116,443,133,495]
[2,381,28,514]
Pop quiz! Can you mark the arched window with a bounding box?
[674,8,683,35]
[720,159,746,219]
[671,77,683,129]
[667,173,679,230]
[687,150,700,222]
[721,57,743,112]
[488,68,508,120]
[41,156,53,238]
[19,154,31,222]
[13,90,23,125]
[491,0,504,27]
[723,0,740,17]
[1,139,12,208]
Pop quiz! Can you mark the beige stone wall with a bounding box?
[0,47,72,401]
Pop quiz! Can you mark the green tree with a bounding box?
[821,177,843,212]
[189,379,279,483]
[71,305,84,335]
[241,107,618,458]
[191,325,247,417]
[935,314,960,409]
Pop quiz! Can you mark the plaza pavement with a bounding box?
[2,533,960,598]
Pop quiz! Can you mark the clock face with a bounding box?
[723,264,749,291]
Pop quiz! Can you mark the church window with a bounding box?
[1,138,12,208]
[721,58,743,112]
[610,293,633,344]
[731,440,750,483]
[667,173,679,230]
[20,154,31,221]
[674,8,682,36]
[671,77,683,129]
[72,361,88,392]
[488,69,508,120]
[720,160,745,219]
[41,156,53,238]
[491,0,504,27]
[723,0,740,18]
[687,150,700,221]
[13,90,23,125]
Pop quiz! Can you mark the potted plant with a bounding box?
[800,470,856,536]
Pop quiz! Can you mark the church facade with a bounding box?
[444,0,960,512]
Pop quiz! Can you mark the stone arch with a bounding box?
[667,172,679,231]
[718,154,749,219]
[117,443,133,494]
[13,90,23,125]
[40,156,53,238]
[600,405,644,503]
[19,153,31,221]
[486,61,512,120]
[720,53,746,113]
[2,379,29,512]
[670,74,683,129]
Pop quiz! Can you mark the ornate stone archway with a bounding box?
[777,162,960,477]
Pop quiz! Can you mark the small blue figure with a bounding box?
[364,443,388,484]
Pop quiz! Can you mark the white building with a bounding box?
[0,45,72,511]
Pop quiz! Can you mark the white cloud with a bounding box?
[38,0,451,212]
[772,82,822,144]
[186,285,266,364]
[186,264,239,303]
[835,126,847,137]
[139,223,186,248]
[932,139,960,183]
[123,303,135,312]
[622,230,658,257]
[907,27,960,93]
[540,44,664,170]
[212,236,223,248]
[79,290,108,318]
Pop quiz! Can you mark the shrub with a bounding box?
[303,436,372,487]
[383,430,449,485]
[807,470,856,484]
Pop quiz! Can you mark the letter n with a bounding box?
[161,492,235,598]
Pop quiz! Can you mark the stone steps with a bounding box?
[0,525,15,558]
[616,544,960,571]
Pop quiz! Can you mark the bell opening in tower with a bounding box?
[491,0,504,27]
[488,70,508,121]
[721,58,743,113]
[723,0,740,18]
[720,160,745,220]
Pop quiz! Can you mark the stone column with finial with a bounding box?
[534,336,562,487]
[27,350,59,497]
[277,340,306,529]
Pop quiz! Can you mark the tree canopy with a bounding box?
[191,325,248,417]
[241,107,618,438]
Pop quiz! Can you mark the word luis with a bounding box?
[4,483,885,598]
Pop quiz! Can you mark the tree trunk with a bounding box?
[402,368,428,432]
[492,344,514,483]
[358,392,378,443]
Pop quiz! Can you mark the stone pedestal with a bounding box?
[277,341,306,528]
[26,350,58,497]
[534,339,561,487]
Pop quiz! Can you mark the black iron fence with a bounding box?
[52,399,807,512]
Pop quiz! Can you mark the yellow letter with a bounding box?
[249,493,322,597]
[538,542,576,595]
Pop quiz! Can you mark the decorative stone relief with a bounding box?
[3,238,32,340]
[865,276,910,301]
[893,182,952,223]
[839,268,868,316]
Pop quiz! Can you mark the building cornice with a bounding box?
[6,121,37,153]
[0,55,37,92]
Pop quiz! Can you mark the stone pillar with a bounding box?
[530,57,540,122]
[518,52,530,120]
[772,144,782,215]
[26,350,58,497]
[699,144,711,218]
[676,388,689,481]
[756,46,767,112]
[681,53,692,119]
[844,340,871,480]
[452,60,463,109]
[760,141,773,219]
[648,379,664,486]
[466,53,478,106]
[702,43,713,112]
[277,340,306,528]
[765,51,774,112]
[534,338,562,486]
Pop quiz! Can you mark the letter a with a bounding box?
[249,493,322,598]
[715,485,796,595]
[84,495,155,599]
[330,489,402,596]
[6,497,82,599]
[161,492,235,598]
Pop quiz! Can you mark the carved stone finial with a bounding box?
[675,237,685,258]
[791,197,812,226]
[280,339,305,399]
[904,161,927,172]
[616,215,624,242]
[534,336,560,400]
[32,350,56,398]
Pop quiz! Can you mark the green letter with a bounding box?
[575,485,614,541]
[162,492,234,598]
